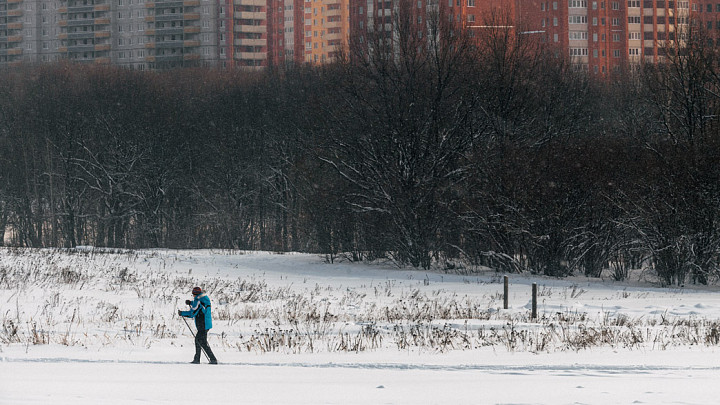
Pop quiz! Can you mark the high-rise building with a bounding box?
[518,0,695,75]
[0,0,715,70]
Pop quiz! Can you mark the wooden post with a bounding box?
[531,283,538,320]
[503,275,509,310]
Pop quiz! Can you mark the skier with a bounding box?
[179,286,218,364]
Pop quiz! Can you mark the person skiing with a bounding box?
[179,286,218,364]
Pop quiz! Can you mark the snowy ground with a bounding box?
[2,249,720,404]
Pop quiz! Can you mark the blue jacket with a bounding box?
[180,293,213,330]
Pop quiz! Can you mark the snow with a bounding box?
[2,249,720,404]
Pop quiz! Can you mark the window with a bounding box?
[629,31,640,39]
[613,33,620,41]
[569,47,588,56]
[569,0,587,6]
[629,48,640,55]
[614,49,620,57]
[553,17,558,26]
[569,31,588,40]
[593,32,598,41]
[592,17,598,25]
[553,1,558,9]
[628,0,640,6]
[593,49,598,57]
[569,15,588,23]
[467,0,475,6]
[628,16,640,23]
[592,0,597,8]
[553,33,559,42]
[467,14,475,22]
[612,17,620,26]
[612,1,619,9]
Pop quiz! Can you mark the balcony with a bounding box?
[68,44,96,52]
[184,40,200,47]
[153,27,183,35]
[183,0,200,6]
[94,4,110,11]
[7,48,22,55]
[235,51,266,60]
[235,0,266,6]
[7,23,21,30]
[183,53,200,60]
[95,31,110,38]
[184,13,200,20]
[64,32,95,39]
[153,54,184,61]
[95,18,110,25]
[154,14,184,22]
[148,0,184,8]
[65,19,95,27]
[8,9,23,17]
[94,44,110,51]
[7,35,22,42]
[7,0,23,3]
[325,21,342,28]
[154,40,184,48]
[235,24,266,33]
[236,11,266,19]
[95,57,111,64]
[66,5,95,12]
[236,38,266,46]
[184,26,201,33]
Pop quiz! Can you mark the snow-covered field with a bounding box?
[2,249,720,404]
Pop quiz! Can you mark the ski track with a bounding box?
[3,356,718,374]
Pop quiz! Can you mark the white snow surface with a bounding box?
[2,249,720,404]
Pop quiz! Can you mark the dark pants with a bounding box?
[194,329,217,363]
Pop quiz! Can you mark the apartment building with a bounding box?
[2,0,718,70]
[518,0,696,74]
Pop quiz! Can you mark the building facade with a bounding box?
[1,0,717,69]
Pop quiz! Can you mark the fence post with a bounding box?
[503,275,509,310]
[531,283,538,320]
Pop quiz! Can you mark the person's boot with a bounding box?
[190,357,200,364]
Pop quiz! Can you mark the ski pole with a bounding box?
[180,312,211,362]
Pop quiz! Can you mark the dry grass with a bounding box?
[2,248,720,355]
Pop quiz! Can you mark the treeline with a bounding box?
[1,14,719,285]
